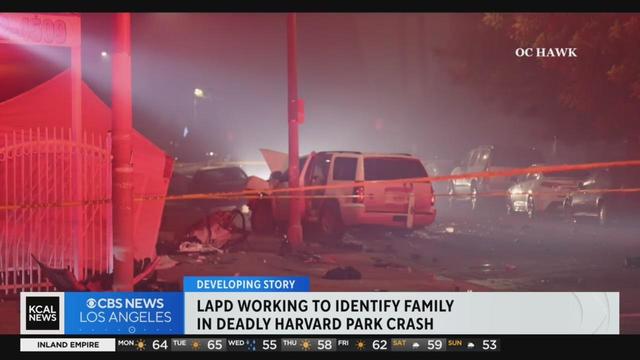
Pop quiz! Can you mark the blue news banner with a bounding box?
[64,292,184,335]
[62,276,308,335]
[183,276,310,292]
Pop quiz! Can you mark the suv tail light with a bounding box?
[429,183,435,206]
[353,184,365,203]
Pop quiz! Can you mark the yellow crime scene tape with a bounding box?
[1,159,640,211]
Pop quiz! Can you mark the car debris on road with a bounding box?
[322,266,362,280]
[179,241,224,254]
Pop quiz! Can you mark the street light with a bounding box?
[192,88,205,128]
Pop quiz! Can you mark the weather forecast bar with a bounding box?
[19,337,500,352]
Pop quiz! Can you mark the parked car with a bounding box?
[424,159,456,198]
[449,145,543,209]
[564,167,640,226]
[157,165,250,253]
[248,150,436,241]
[507,165,589,218]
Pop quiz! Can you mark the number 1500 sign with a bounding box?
[0,13,80,48]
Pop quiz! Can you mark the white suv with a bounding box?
[249,151,436,240]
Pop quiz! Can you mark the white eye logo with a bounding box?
[86,298,97,309]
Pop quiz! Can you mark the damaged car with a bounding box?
[564,167,640,226]
[507,165,589,219]
[157,164,252,254]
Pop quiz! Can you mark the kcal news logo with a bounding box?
[26,296,59,329]
[21,292,65,334]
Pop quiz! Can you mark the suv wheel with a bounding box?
[319,202,345,242]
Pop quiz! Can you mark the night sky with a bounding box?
[75,13,590,164]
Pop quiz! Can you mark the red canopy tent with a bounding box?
[0,13,172,292]
[0,69,173,260]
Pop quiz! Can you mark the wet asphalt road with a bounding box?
[345,199,640,333]
[3,198,638,334]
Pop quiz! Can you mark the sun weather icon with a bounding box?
[135,339,146,351]
[301,339,312,351]
[191,340,201,350]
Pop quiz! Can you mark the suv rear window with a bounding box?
[364,157,428,180]
[333,157,357,180]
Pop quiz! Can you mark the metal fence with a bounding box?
[0,128,112,294]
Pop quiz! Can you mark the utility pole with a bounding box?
[112,13,134,291]
[70,16,84,280]
[287,13,303,249]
